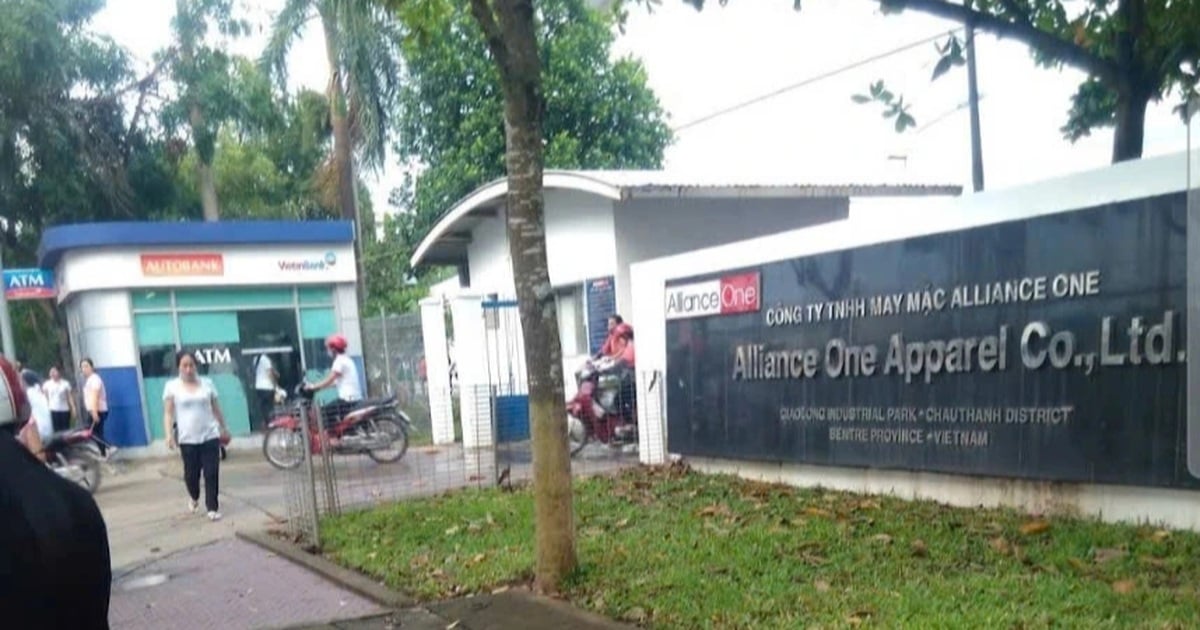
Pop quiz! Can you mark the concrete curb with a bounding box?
[236,530,415,609]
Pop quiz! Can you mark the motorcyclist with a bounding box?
[595,314,626,360]
[305,333,363,426]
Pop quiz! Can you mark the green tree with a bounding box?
[702,0,1200,162]
[0,0,190,368]
[376,0,671,313]
[263,0,405,306]
[165,0,251,220]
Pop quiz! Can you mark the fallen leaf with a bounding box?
[445,621,461,630]
[846,610,873,626]
[491,586,510,595]
[801,551,828,566]
[467,522,482,533]
[614,517,631,529]
[989,537,1011,555]
[814,580,831,593]
[1019,520,1051,536]
[468,553,486,565]
[444,526,460,536]
[1138,555,1168,568]
[856,500,881,511]
[910,539,929,558]
[624,606,649,623]
[150,547,161,553]
[1150,530,1171,542]
[699,504,732,518]
[1112,580,1136,594]
[1093,547,1128,564]
[805,507,834,518]
[486,513,495,525]
[871,534,894,545]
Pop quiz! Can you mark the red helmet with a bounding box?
[325,333,348,353]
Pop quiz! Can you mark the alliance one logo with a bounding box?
[278,251,338,271]
[665,271,761,320]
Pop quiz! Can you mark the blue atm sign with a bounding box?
[3,268,56,300]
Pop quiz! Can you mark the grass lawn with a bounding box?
[321,464,1200,628]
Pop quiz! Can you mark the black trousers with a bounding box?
[50,411,71,433]
[320,399,358,428]
[90,411,108,456]
[180,439,221,512]
[256,389,276,430]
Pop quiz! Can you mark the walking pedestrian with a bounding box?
[80,358,110,456]
[43,366,77,432]
[163,350,230,521]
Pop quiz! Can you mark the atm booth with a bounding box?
[37,221,365,453]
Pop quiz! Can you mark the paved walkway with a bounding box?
[110,538,384,630]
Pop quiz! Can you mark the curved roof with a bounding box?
[39,220,355,269]
[410,169,961,268]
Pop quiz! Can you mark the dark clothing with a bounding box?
[320,399,357,428]
[51,411,71,432]
[180,439,221,512]
[0,429,111,629]
[256,389,276,431]
[90,410,108,455]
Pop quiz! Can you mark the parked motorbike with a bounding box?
[42,428,104,493]
[261,384,413,470]
[566,356,638,456]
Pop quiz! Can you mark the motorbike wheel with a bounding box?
[366,417,409,464]
[567,416,588,457]
[262,427,304,470]
[68,453,103,494]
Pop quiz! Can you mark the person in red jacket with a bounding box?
[598,314,631,360]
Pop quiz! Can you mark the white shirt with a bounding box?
[163,377,221,445]
[27,385,52,440]
[331,354,362,402]
[43,379,72,412]
[254,354,275,391]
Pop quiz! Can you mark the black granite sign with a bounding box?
[665,193,1198,489]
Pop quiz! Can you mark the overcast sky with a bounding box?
[91,0,1193,215]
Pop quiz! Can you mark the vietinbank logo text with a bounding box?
[665,271,761,320]
[278,251,338,271]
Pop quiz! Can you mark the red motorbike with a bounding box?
[262,384,412,470]
[566,356,638,456]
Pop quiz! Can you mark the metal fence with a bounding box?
[361,310,431,440]
[281,371,661,550]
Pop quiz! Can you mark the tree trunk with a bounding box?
[1111,89,1148,162]
[186,83,219,220]
[320,9,368,309]
[479,0,577,593]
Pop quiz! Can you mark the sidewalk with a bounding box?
[285,591,632,630]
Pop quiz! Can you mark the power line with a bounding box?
[673,27,964,133]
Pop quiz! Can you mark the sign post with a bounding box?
[0,248,15,360]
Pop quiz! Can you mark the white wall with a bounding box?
[56,242,355,302]
[465,189,617,297]
[612,197,849,317]
[630,149,1200,526]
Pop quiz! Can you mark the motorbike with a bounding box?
[261,383,413,470]
[566,356,638,456]
[42,428,104,493]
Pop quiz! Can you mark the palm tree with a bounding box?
[262,0,402,302]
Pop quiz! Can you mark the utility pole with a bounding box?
[0,243,15,360]
[965,0,985,192]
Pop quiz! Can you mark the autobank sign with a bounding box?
[3,268,55,300]
[665,271,761,320]
[278,250,338,272]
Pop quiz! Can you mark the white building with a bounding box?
[410,170,960,448]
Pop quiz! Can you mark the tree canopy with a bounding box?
[373,0,673,313]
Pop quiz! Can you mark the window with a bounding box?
[555,285,587,357]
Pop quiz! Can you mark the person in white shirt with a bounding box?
[22,370,52,442]
[305,333,362,426]
[252,353,278,429]
[42,367,77,432]
[163,350,231,522]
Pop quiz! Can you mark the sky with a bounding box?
[90,0,1195,217]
